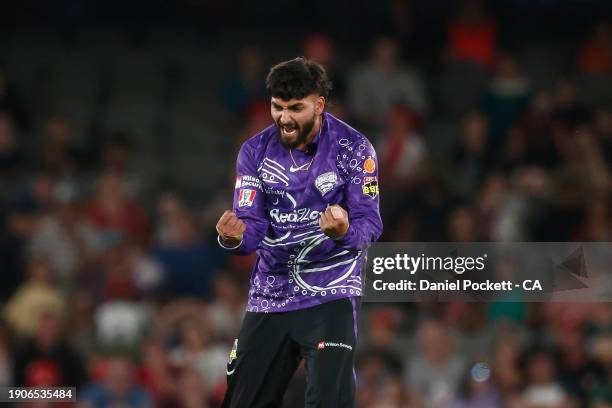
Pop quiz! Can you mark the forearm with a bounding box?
[334,215,382,251]
[217,222,266,255]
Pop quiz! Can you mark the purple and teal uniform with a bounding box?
[219,111,382,312]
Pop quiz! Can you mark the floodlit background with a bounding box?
[0,0,611,407]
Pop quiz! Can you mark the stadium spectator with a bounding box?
[220,46,267,117]
[100,132,154,201]
[302,33,348,116]
[492,337,523,397]
[13,310,85,387]
[449,111,490,199]
[79,356,152,408]
[555,322,608,406]
[38,114,81,176]
[520,347,573,408]
[448,206,479,241]
[572,193,611,241]
[84,171,150,247]
[449,365,504,408]
[136,339,177,407]
[4,257,66,338]
[377,104,428,221]
[168,316,228,394]
[28,180,102,285]
[0,192,42,300]
[577,23,612,74]
[93,283,152,351]
[0,111,22,178]
[153,192,223,297]
[479,53,531,157]
[377,104,427,187]
[446,0,498,71]
[514,91,560,168]
[405,320,467,407]
[474,171,509,240]
[66,288,97,359]
[349,37,428,132]
[205,273,246,341]
[171,368,211,408]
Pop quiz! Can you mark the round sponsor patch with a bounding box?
[364,157,376,173]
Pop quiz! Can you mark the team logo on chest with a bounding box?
[315,171,338,196]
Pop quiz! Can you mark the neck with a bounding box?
[295,114,323,152]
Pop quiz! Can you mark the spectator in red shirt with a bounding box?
[84,171,150,247]
[577,23,612,74]
[447,0,498,72]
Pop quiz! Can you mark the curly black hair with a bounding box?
[265,57,333,101]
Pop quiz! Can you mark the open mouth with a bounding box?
[280,124,298,138]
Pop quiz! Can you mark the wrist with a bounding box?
[217,235,243,249]
[332,223,351,239]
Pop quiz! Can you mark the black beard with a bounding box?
[277,115,316,149]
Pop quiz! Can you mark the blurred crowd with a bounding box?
[0,0,611,407]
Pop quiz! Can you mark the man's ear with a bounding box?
[316,96,325,115]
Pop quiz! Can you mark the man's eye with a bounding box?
[291,107,302,112]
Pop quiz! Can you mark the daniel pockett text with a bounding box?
[363,243,611,302]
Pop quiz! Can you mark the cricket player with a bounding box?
[216,57,382,407]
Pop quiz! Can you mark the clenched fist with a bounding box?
[319,205,349,239]
[216,210,247,247]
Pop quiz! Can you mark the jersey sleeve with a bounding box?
[218,141,269,255]
[335,137,383,250]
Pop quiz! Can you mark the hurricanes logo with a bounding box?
[315,171,338,196]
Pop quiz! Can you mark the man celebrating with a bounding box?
[217,57,382,407]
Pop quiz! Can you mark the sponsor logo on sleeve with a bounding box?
[237,175,262,191]
[315,171,338,196]
[364,157,376,173]
[362,176,379,198]
[238,189,256,207]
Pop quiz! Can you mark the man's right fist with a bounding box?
[216,210,247,247]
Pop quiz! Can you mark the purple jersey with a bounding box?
[219,112,382,312]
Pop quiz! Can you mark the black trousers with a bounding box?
[222,297,360,408]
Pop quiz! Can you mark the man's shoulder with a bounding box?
[239,123,277,157]
[325,113,374,149]
[326,113,369,145]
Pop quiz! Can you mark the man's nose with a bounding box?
[279,110,292,124]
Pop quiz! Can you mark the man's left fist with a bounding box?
[319,205,349,239]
